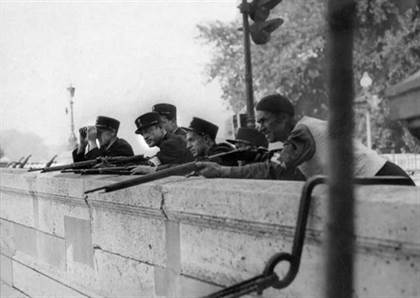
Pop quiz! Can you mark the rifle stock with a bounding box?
[84,148,259,194]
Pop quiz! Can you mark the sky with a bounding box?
[0,0,239,157]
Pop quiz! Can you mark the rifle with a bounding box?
[44,154,58,168]
[11,157,24,168]
[18,154,32,168]
[84,148,266,194]
[62,165,136,175]
[28,155,148,173]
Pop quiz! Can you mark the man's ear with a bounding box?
[203,134,214,146]
[159,125,167,135]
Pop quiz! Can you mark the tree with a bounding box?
[197,0,420,153]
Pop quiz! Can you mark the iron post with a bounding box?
[326,0,356,298]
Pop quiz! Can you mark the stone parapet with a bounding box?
[0,168,419,297]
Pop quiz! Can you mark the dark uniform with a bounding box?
[135,112,193,166]
[184,117,237,166]
[227,127,269,164]
[152,103,186,138]
[72,116,134,162]
[156,133,193,164]
[207,142,238,166]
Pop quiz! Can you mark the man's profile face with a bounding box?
[158,115,174,133]
[186,131,209,158]
[140,125,164,147]
[256,110,289,142]
[97,128,115,146]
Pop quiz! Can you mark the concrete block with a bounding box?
[64,216,93,267]
[0,171,36,191]
[84,176,164,211]
[0,192,34,227]
[37,197,89,237]
[177,275,222,298]
[354,251,420,297]
[66,249,156,298]
[33,174,76,198]
[92,208,165,266]
[37,231,66,271]
[0,254,13,285]
[0,219,16,257]
[12,260,88,298]
[354,185,420,243]
[0,281,30,298]
[95,249,156,298]
[154,269,222,298]
[163,178,304,227]
[179,223,293,286]
[12,223,37,259]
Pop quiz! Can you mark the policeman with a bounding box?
[184,117,236,166]
[72,116,134,162]
[197,94,414,184]
[152,103,186,137]
[131,112,193,174]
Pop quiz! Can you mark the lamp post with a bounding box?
[67,85,77,150]
[241,0,256,128]
[360,72,373,149]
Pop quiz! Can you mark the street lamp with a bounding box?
[67,85,77,150]
[359,72,372,149]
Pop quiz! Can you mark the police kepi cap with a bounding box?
[95,116,120,132]
[184,117,218,141]
[152,103,177,120]
[256,94,294,116]
[135,112,160,134]
[227,127,268,148]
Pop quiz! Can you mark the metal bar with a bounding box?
[326,1,356,298]
[241,0,256,128]
[201,175,412,298]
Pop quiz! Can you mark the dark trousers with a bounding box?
[375,161,416,186]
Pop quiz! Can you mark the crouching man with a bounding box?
[196,94,414,185]
[131,112,193,174]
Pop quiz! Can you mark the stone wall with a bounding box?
[0,168,419,297]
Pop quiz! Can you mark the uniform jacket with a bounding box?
[72,138,134,162]
[155,133,193,165]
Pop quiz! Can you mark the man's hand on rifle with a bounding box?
[195,161,228,178]
[131,165,157,175]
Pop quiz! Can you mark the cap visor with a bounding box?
[226,139,251,145]
[181,127,193,132]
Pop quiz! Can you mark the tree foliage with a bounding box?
[197,0,420,153]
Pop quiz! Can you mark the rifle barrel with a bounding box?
[84,148,250,194]
[39,154,146,173]
[85,162,198,194]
